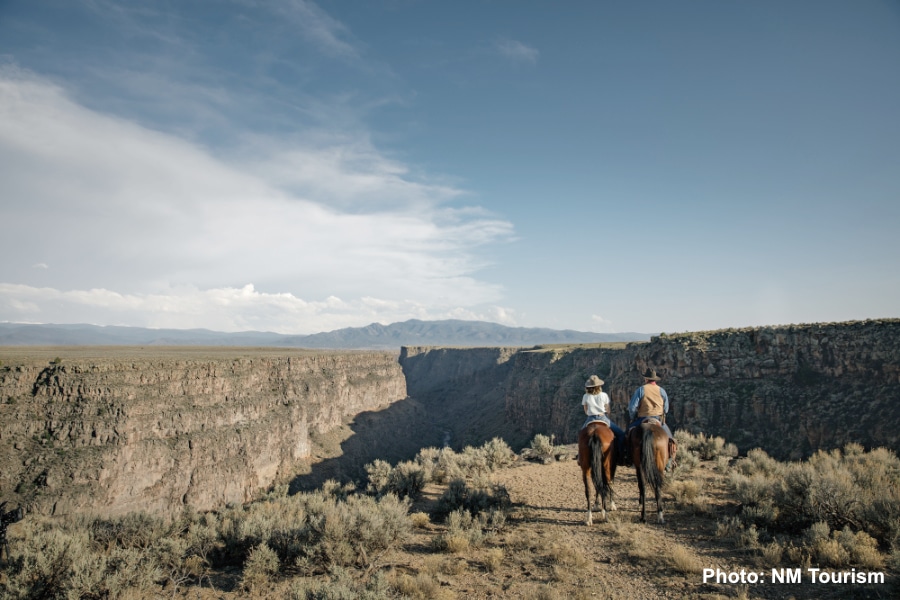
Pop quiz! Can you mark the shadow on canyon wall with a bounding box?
[290,348,533,491]
[289,395,445,492]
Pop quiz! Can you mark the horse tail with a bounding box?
[641,427,664,495]
[590,431,607,498]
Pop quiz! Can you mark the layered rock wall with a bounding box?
[408,320,900,459]
[2,319,897,520]
[0,349,405,519]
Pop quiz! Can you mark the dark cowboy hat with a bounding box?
[642,368,660,381]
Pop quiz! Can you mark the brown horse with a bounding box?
[627,419,670,524]
[577,421,618,525]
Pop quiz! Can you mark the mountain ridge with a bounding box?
[0,319,651,348]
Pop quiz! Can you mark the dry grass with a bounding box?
[4,438,898,600]
[667,543,703,574]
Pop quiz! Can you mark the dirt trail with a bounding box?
[434,449,891,600]
[182,446,894,600]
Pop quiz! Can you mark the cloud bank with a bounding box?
[0,69,514,333]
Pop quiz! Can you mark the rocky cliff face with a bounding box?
[0,348,405,519]
[404,320,900,460]
[2,320,897,521]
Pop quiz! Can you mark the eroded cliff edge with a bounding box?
[0,348,405,519]
[401,319,900,460]
[2,319,897,521]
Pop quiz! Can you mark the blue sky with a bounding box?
[1,0,898,335]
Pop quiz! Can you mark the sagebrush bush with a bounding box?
[415,446,441,482]
[529,434,556,462]
[90,511,172,550]
[387,461,426,500]
[389,571,454,600]
[291,566,395,600]
[432,509,484,553]
[668,479,701,504]
[368,438,516,493]
[482,437,516,470]
[241,542,280,591]
[435,478,511,519]
[482,547,503,572]
[364,459,394,496]
[410,512,431,528]
[727,444,900,569]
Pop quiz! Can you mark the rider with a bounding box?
[626,368,676,467]
[580,375,626,460]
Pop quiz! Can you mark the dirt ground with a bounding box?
[180,445,895,600]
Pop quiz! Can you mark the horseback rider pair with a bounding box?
[577,368,676,467]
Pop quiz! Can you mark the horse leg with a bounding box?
[655,437,667,524]
[583,467,593,526]
[603,437,617,512]
[656,487,664,525]
[636,463,646,523]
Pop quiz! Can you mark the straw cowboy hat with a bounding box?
[642,368,660,381]
[585,375,604,388]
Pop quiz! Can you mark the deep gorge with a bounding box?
[1,319,897,520]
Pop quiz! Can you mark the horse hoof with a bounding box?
[585,515,593,526]
[657,514,665,525]
[609,501,618,511]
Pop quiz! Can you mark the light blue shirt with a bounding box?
[628,384,669,421]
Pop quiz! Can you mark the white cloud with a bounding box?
[0,283,517,333]
[0,70,515,332]
[495,38,539,64]
[590,314,614,332]
[273,0,361,60]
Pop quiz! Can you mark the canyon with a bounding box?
[1,319,897,520]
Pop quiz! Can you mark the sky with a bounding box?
[1,0,898,335]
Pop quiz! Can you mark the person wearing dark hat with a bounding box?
[579,375,625,458]
[627,368,676,466]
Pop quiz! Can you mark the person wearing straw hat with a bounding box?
[627,367,676,466]
[579,375,625,458]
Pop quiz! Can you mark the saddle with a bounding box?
[640,417,662,429]
[628,418,677,471]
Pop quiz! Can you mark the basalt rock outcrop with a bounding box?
[1,319,897,521]
[401,319,900,460]
[0,349,405,519]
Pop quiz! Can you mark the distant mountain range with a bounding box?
[0,320,651,349]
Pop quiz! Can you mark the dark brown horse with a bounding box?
[577,421,618,525]
[627,419,670,524]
